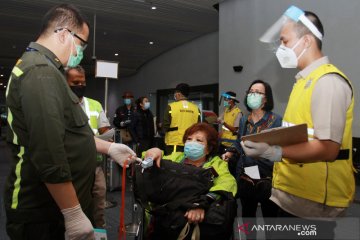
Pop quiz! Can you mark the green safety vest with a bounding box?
[82,97,106,162]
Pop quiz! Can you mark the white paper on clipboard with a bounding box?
[244,165,261,179]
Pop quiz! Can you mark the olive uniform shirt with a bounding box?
[4,42,96,223]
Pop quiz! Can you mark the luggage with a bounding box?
[106,129,122,192]
[105,157,121,192]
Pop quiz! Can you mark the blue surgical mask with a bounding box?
[124,98,131,105]
[184,141,205,161]
[224,100,230,107]
[247,93,263,110]
[144,102,150,110]
[67,36,84,67]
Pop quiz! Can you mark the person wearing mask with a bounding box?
[145,123,237,240]
[223,80,282,239]
[4,4,137,239]
[218,91,242,154]
[113,91,135,144]
[66,65,111,229]
[242,6,354,238]
[130,96,155,156]
[163,83,200,155]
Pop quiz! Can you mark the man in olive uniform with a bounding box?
[163,83,200,155]
[4,4,136,240]
[66,65,111,228]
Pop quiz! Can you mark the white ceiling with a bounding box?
[0,0,220,88]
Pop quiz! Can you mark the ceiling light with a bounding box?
[151,6,157,10]
[114,53,119,56]
[0,74,3,77]
[0,83,3,85]
[149,41,154,45]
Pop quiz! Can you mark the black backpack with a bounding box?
[134,159,214,208]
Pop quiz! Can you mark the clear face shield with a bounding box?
[259,5,323,51]
[219,92,236,107]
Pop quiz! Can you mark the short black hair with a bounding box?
[39,4,89,37]
[244,80,274,112]
[65,65,86,79]
[65,65,85,78]
[175,83,190,97]
[294,11,324,50]
[224,91,239,103]
[136,96,148,109]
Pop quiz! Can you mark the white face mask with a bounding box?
[275,38,307,68]
[144,102,150,110]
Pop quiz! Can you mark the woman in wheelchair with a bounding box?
[142,123,237,240]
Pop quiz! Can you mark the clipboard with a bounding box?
[241,123,308,147]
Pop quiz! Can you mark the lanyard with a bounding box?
[26,47,38,52]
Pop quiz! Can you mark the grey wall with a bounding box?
[219,0,360,137]
[86,31,219,123]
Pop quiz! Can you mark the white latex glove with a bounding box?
[240,140,282,162]
[108,143,137,167]
[62,204,94,240]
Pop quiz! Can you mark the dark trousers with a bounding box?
[241,198,279,240]
[274,208,337,240]
[241,197,279,218]
[136,139,154,157]
[6,220,65,240]
[149,222,231,240]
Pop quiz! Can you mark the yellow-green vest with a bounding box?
[165,100,200,146]
[221,106,241,147]
[82,97,104,162]
[83,97,103,135]
[273,64,355,207]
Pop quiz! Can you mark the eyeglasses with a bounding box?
[54,28,88,50]
[246,90,265,95]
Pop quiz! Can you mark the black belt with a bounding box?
[336,149,349,160]
[167,127,179,132]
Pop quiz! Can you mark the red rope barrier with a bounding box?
[118,159,128,240]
